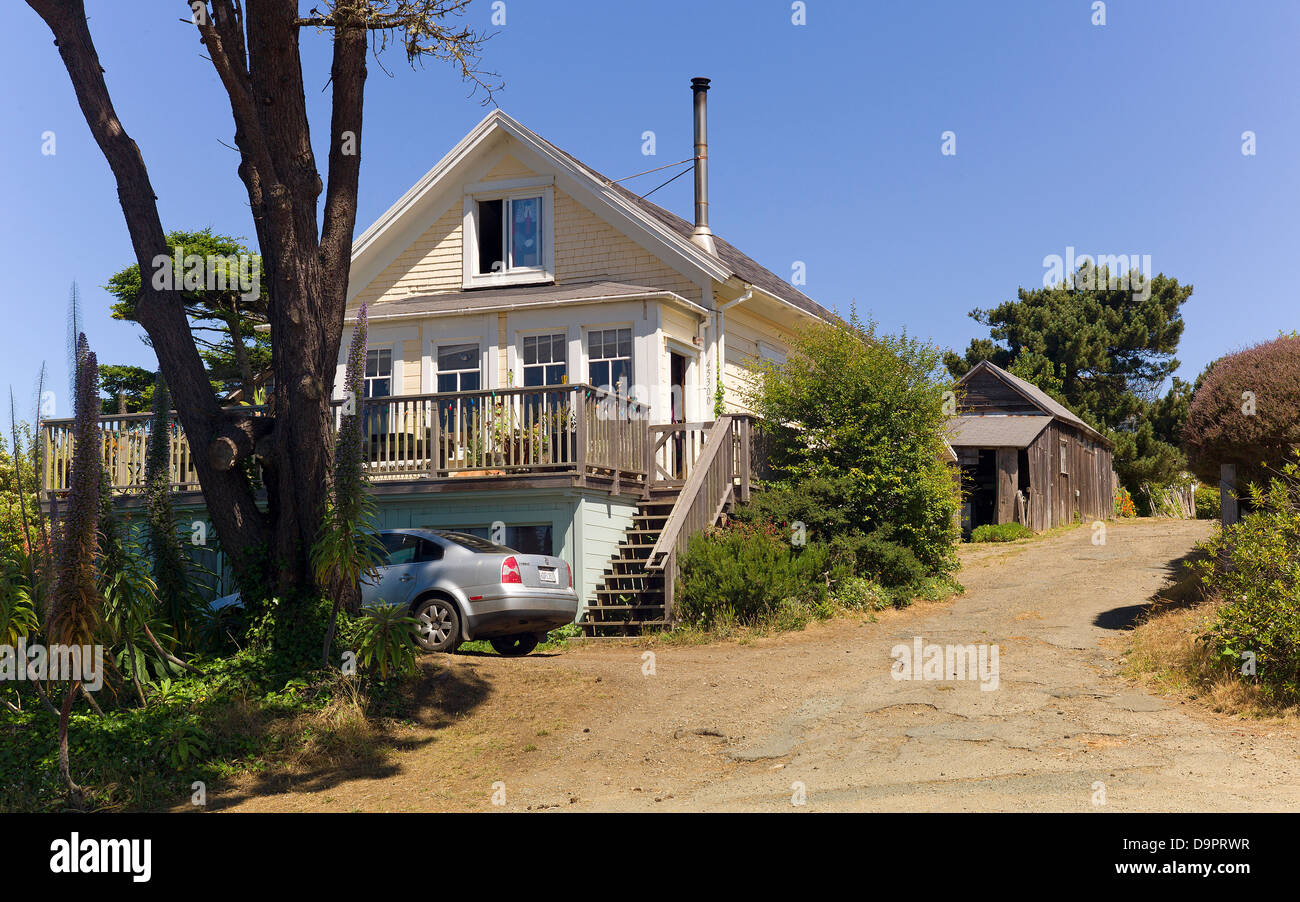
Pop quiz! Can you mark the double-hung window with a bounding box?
[437,344,481,441]
[588,328,632,393]
[523,333,567,387]
[363,348,392,437]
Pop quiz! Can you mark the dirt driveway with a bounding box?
[213,519,1300,812]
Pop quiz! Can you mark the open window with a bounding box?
[463,183,554,287]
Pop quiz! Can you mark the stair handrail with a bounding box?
[645,415,736,571]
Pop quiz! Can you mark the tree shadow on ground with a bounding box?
[201,659,493,810]
[1093,545,1208,631]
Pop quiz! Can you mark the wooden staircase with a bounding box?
[580,487,680,635]
[579,415,753,637]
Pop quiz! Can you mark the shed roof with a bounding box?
[947,415,1052,449]
[958,360,1111,447]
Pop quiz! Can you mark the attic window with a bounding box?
[465,183,553,287]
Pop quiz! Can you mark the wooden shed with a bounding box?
[948,361,1114,533]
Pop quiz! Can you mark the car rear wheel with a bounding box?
[490,635,539,657]
[412,597,461,653]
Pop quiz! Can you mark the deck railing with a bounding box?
[40,384,651,494]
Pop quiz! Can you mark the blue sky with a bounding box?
[2,0,1297,418]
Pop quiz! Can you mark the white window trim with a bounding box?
[423,336,486,395]
[462,179,555,289]
[512,328,570,389]
[583,323,636,393]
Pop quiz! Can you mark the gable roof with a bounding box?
[958,360,1110,446]
[947,414,1051,449]
[536,136,838,323]
[350,109,837,323]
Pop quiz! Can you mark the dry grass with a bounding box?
[1121,573,1300,722]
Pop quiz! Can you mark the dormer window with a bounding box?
[463,180,554,288]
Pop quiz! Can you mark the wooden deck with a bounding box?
[40,384,656,497]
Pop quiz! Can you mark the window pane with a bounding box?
[617,329,632,359]
[365,349,378,378]
[437,374,457,393]
[438,344,477,371]
[610,359,629,388]
[523,366,544,387]
[510,196,541,268]
[523,335,537,366]
[477,199,503,274]
[546,363,567,385]
[587,330,603,360]
[461,371,480,391]
[589,361,609,387]
[367,377,390,398]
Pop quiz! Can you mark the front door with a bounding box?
[669,351,687,478]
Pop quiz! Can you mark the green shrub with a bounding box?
[1194,483,1220,520]
[969,522,1033,543]
[745,314,960,576]
[677,522,831,629]
[833,576,890,611]
[827,531,926,588]
[348,603,419,680]
[1196,458,1300,699]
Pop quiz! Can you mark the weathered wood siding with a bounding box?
[960,368,1042,415]
[1023,422,1113,531]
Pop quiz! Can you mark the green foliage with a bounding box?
[98,364,156,414]
[1183,335,1300,488]
[832,576,890,612]
[0,557,37,647]
[825,531,926,588]
[105,228,270,398]
[348,604,419,680]
[1194,483,1220,520]
[747,312,960,575]
[969,522,1033,543]
[1196,457,1300,700]
[1113,486,1137,518]
[677,522,834,629]
[945,265,1194,494]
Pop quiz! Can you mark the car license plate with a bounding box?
[539,567,558,584]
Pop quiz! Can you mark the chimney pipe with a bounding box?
[690,77,716,254]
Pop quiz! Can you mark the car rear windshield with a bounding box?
[436,532,516,554]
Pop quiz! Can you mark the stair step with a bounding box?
[585,608,665,616]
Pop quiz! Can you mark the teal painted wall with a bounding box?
[163,484,639,618]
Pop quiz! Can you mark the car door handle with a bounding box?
[399,574,414,582]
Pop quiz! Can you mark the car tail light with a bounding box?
[566,562,573,588]
[501,556,522,584]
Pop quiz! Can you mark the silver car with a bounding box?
[365,529,578,656]
[210,529,578,656]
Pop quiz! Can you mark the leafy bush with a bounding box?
[1196,457,1300,700]
[1183,335,1300,488]
[1113,486,1137,518]
[970,522,1032,543]
[746,313,959,576]
[826,531,926,588]
[833,576,890,612]
[347,603,419,680]
[1194,483,1220,520]
[677,522,832,629]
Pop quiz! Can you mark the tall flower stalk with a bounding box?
[313,304,384,666]
[144,376,201,641]
[48,334,102,807]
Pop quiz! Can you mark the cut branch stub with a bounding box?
[209,414,276,471]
